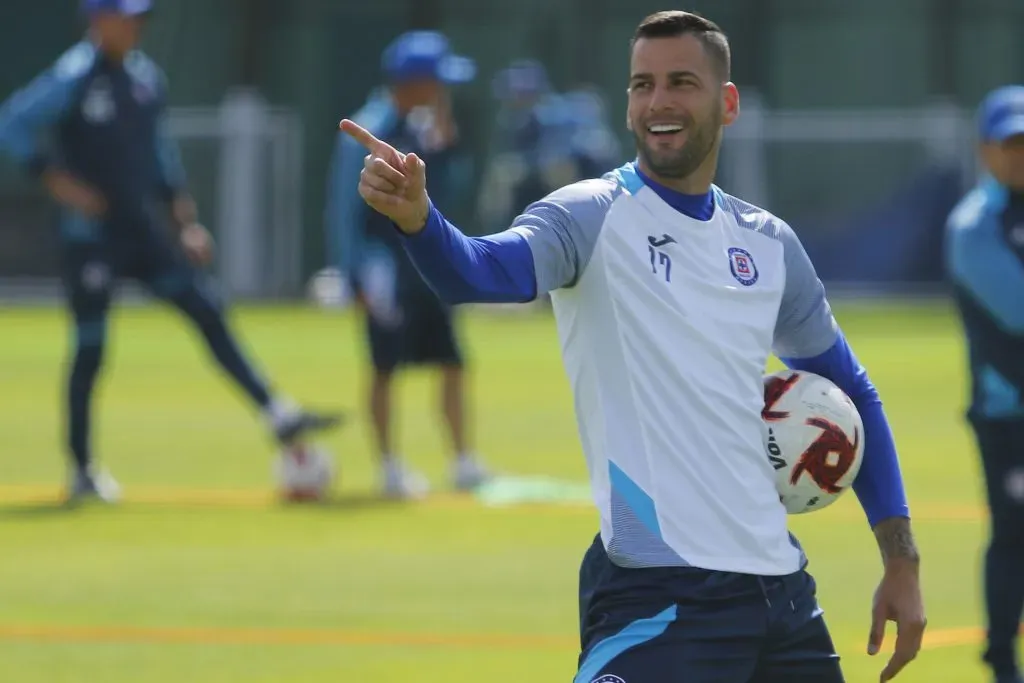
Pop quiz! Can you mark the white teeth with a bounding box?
[648,124,683,133]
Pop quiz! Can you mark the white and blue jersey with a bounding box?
[946,177,1024,422]
[401,162,908,575]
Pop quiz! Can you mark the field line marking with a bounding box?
[0,484,590,514]
[0,623,573,650]
[0,622,1015,653]
[0,485,984,521]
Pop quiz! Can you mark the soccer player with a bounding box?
[946,85,1024,683]
[0,0,342,504]
[325,30,489,498]
[342,10,927,682]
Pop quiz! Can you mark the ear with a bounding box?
[721,82,740,127]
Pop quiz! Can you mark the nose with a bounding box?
[647,83,675,113]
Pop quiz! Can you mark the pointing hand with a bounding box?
[339,119,429,234]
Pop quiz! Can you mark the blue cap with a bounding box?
[978,85,1024,143]
[81,0,152,15]
[381,31,475,85]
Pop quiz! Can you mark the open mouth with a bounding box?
[646,123,685,139]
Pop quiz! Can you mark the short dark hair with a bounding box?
[631,11,731,81]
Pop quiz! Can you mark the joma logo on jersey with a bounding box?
[648,234,674,282]
[728,247,758,286]
[647,234,676,248]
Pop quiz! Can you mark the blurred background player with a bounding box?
[946,85,1024,683]
[559,85,623,180]
[476,59,562,235]
[325,30,490,499]
[0,0,342,504]
[477,60,621,237]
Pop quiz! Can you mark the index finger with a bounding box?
[339,119,406,166]
[339,119,382,150]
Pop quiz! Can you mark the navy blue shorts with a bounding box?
[61,236,202,324]
[366,291,462,373]
[576,534,844,683]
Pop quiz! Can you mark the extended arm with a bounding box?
[400,180,611,304]
[398,201,540,304]
[338,118,610,304]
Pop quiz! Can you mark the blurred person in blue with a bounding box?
[478,59,571,234]
[325,30,490,499]
[0,0,343,504]
[946,85,1024,683]
[561,86,623,179]
[480,62,621,236]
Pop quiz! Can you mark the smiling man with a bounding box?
[339,10,926,683]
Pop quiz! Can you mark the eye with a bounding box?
[670,77,699,90]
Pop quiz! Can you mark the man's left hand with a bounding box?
[868,535,927,681]
[180,223,215,266]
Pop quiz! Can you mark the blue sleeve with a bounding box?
[324,133,368,274]
[781,333,910,527]
[0,63,83,175]
[400,201,538,304]
[947,193,1024,333]
[399,179,617,303]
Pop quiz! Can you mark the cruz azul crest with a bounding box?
[727,247,758,286]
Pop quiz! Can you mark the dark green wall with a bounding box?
[0,0,1021,279]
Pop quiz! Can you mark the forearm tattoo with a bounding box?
[874,517,921,564]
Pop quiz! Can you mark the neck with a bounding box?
[632,162,716,221]
[635,152,718,195]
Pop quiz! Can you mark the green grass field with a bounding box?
[0,299,1007,682]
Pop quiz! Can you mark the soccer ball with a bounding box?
[306,267,352,309]
[761,370,865,514]
[274,442,335,502]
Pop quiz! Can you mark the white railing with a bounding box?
[719,90,978,211]
[168,88,305,299]
[0,90,984,302]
